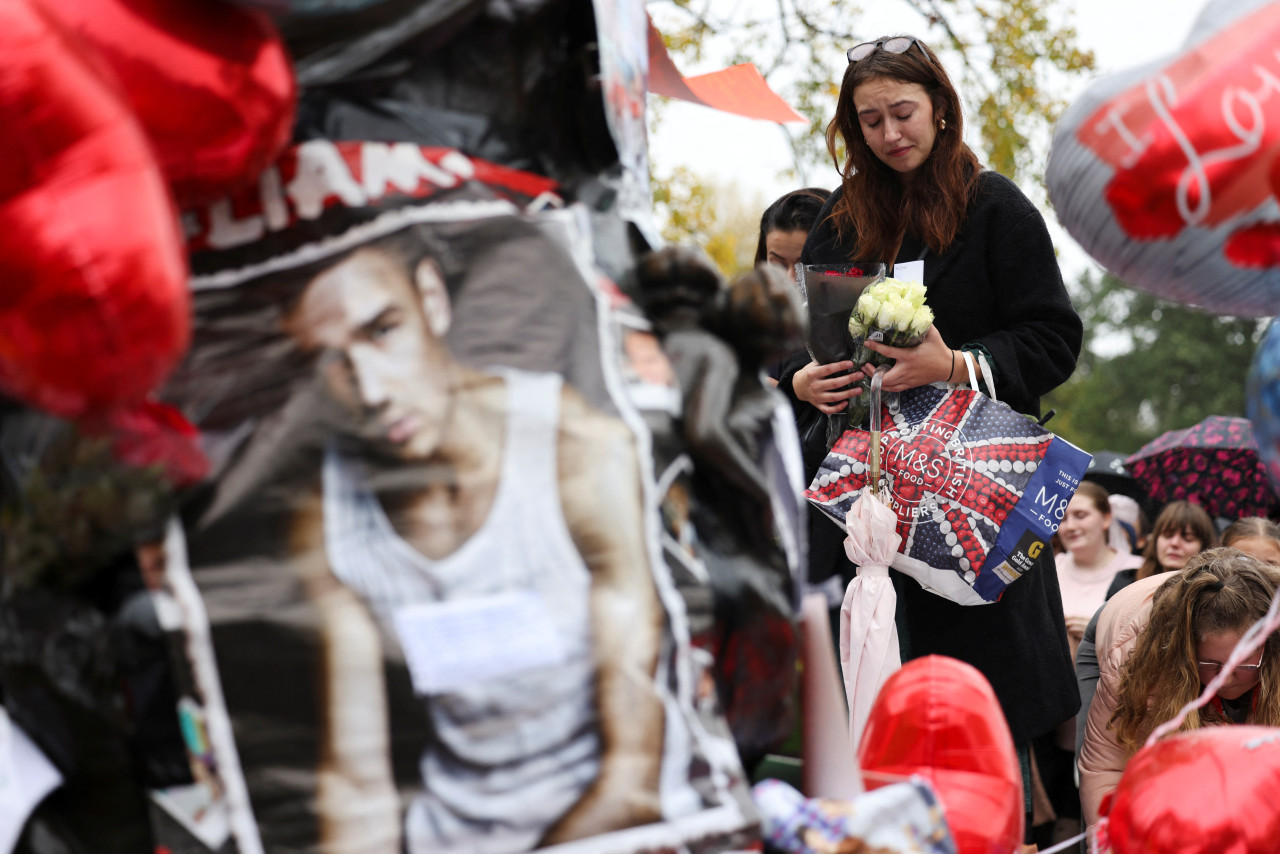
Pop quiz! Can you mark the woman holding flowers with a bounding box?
[776,34,1084,841]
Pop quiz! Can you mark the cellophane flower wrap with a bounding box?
[845,277,933,428]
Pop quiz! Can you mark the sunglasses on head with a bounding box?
[847,36,931,65]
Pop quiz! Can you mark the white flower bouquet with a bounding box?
[845,277,934,428]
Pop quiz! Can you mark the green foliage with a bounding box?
[962,0,1095,179]
[651,164,764,277]
[1044,270,1267,456]
[0,424,173,596]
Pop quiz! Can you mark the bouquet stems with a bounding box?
[845,328,926,429]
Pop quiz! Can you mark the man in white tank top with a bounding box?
[281,232,668,853]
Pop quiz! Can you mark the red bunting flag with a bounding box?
[646,16,806,124]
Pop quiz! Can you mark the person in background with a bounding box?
[1040,482,1143,844]
[1220,516,1280,565]
[756,187,832,284]
[1058,482,1144,660]
[1079,500,1214,783]
[1072,503,1221,799]
[1107,494,1147,556]
[780,34,1083,845]
[1105,501,1216,600]
[1078,548,1280,824]
[755,188,857,643]
[760,187,832,388]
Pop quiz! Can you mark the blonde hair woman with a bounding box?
[1220,516,1280,565]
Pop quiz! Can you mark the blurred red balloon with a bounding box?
[91,400,210,487]
[0,0,189,417]
[1104,725,1280,854]
[43,0,296,208]
[858,655,1023,854]
[1224,152,1280,270]
[1047,1,1280,316]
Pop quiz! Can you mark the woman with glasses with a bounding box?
[776,34,1083,842]
[1079,548,1280,823]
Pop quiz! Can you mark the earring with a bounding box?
[939,118,947,131]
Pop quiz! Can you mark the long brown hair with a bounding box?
[1136,501,1217,580]
[824,36,981,263]
[1111,548,1280,752]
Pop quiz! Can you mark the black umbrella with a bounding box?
[1083,450,1149,506]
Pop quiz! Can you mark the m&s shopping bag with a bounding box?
[804,354,1091,605]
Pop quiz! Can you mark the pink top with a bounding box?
[1057,548,1144,623]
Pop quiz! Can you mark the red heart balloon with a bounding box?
[43,0,296,208]
[858,655,1023,854]
[0,0,189,417]
[1104,726,1280,854]
[1224,152,1280,269]
[1047,2,1280,316]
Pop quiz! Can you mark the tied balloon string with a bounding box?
[1093,817,1110,854]
[1145,581,1280,749]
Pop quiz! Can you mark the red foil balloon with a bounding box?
[1047,0,1280,316]
[858,655,1023,854]
[0,0,189,417]
[1104,726,1280,854]
[43,0,296,208]
[92,401,210,488]
[1224,152,1280,269]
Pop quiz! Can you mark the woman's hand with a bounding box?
[793,359,859,414]
[862,326,966,393]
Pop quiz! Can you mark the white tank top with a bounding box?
[323,369,598,854]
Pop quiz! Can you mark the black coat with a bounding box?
[781,171,1083,744]
[798,172,1081,417]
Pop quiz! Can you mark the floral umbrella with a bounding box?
[1125,416,1280,520]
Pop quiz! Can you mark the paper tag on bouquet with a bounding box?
[894,259,924,284]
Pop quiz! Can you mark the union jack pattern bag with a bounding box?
[804,352,1091,605]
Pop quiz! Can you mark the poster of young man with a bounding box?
[150,142,760,854]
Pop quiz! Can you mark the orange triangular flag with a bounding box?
[646,16,806,124]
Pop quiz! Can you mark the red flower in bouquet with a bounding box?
[91,400,209,488]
